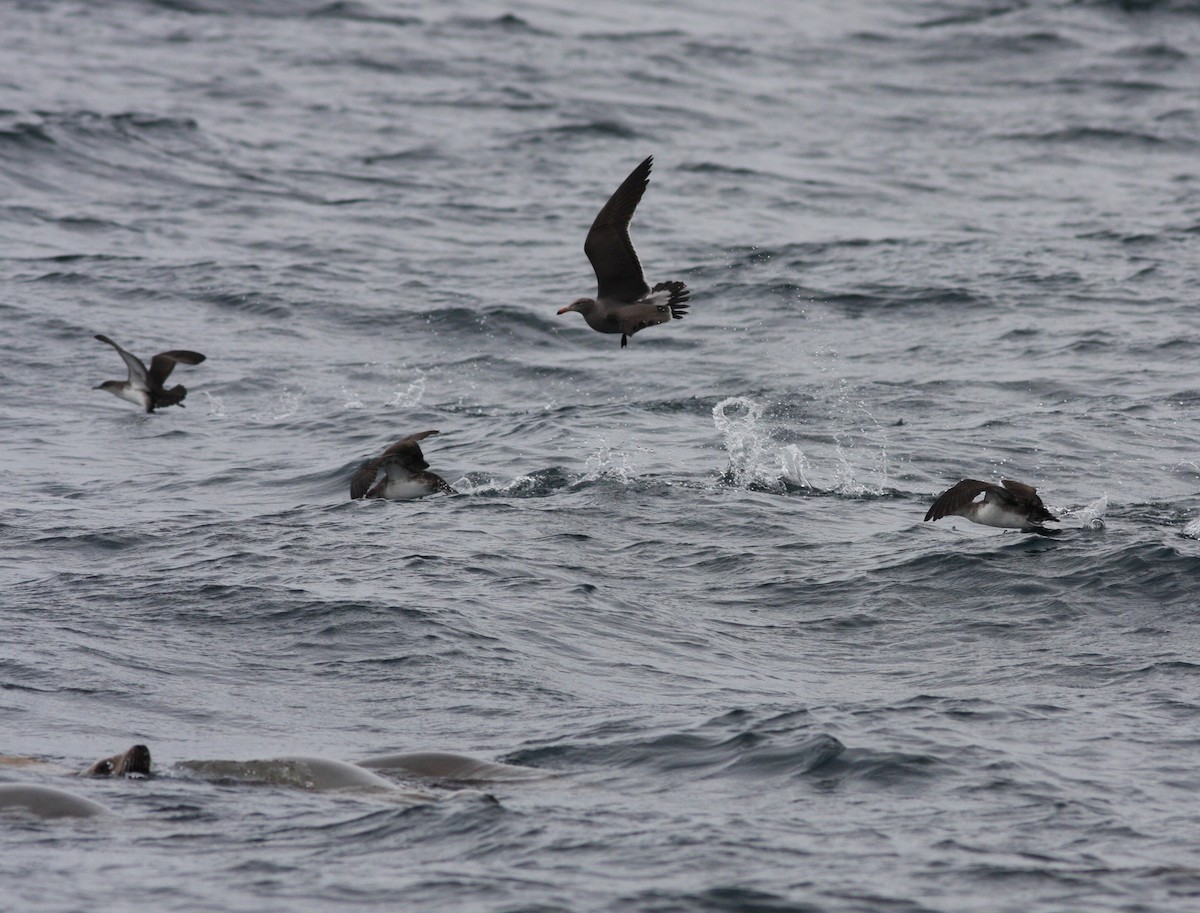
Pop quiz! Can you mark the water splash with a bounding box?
[779,445,814,488]
[713,394,890,496]
[385,375,426,408]
[821,380,890,496]
[1067,494,1108,530]
[579,438,638,484]
[200,391,226,418]
[1171,460,1200,480]
[252,389,302,423]
[443,469,571,498]
[340,385,365,410]
[712,397,782,490]
[1184,517,1200,540]
[449,475,506,496]
[780,437,887,497]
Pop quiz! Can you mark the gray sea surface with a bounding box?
[2,1,1200,911]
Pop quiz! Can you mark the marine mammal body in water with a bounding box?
[82,744,152,778]
[0,747,543,816]
[175,756,437,802]
[357,751,552,782]
[0,784,112,819]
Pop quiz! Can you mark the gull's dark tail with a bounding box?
[653,281,691,319]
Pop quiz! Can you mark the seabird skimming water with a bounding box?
[924,478,1058,531]
[93,335,206,412]
[557,155,691,348]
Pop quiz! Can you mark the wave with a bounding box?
[819,284,993,315]
[305,2,420,26]
[0,110,235,206]
[513,120,642,145]
[438,14,550,35]
[1,111,203,147]
[999,125,1195,149]
[508,709,946,791]
[509,710,847,781]
[1078,0,1200,14]
[810,533,1200,612]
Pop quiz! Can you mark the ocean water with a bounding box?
[2,0,1200,910]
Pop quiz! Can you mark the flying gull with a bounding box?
[351,430,457,500]
[557,155,691,348]
[93,335,206,412]
[924,478,1058,532]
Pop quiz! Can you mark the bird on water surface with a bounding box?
[924,478,1058,532]
[351,431,457,501]
[557,155,691,348]
[93,334,206,413]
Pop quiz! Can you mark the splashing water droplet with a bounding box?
[1072,493,1108,529]
[780,445,813,488]
[712,396,782,490]
[386,375,426,408]
[252,390,302,423]
[713,395,890,496]
[200,391,226,418]
[341,386,364,410]
[580,438,637,483]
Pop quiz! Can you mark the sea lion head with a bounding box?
[83,744,152,779]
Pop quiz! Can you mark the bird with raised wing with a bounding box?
[93,334,206,412]
[557,155,691,348]
[351,431,457,501]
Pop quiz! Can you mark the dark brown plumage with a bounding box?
[924,478,1057,530]
[586,155,654,304]
[558,156,691,348]
[94,334,206,412]
[350,430,457,501]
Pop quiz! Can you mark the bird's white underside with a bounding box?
[107,385,151,410]
[968,500,1031,529]
[377,475,436,500]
